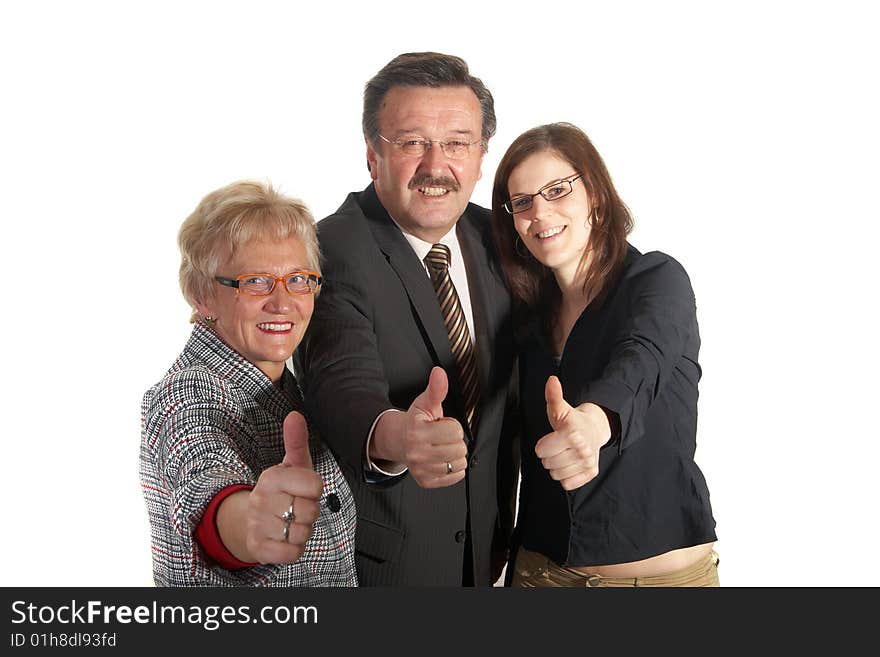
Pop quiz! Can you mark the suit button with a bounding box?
[469,455,479,468]
[454,530,466,543]
[326,493,341,513]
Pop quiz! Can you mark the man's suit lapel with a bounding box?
[456,212,494,403]
[359,186,456,373]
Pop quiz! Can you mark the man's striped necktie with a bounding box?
[425,243,480,435]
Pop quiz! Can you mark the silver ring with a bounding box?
[281,501,295,542]
[446,461,453,475]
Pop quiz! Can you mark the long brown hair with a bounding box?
[490,123,633,335]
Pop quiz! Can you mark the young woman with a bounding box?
[491,123,718,587]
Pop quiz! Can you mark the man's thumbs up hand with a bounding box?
[403,367,468,489]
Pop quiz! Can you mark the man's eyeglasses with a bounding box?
[377,133,481,160]
[215,271,323,296]
[504,174,583,214]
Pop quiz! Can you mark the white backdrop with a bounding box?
[2,1,877,586]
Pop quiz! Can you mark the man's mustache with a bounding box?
[408,174,461,192]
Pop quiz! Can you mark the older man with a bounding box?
[297,52,518,586]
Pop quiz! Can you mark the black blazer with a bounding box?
[518,246,716,566]
[297,184,518,586]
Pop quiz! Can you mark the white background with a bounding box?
[2,1,877,586]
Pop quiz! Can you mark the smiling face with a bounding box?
[196,236,315,383]
[507,150,593,284]
[367,85,484,243]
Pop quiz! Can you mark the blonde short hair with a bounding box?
[178,180,321,320]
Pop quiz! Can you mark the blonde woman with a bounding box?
[140,181,356,586]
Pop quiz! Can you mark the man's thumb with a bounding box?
[411,366,448,421]
[545,376,571,429]
[282,411,313,469]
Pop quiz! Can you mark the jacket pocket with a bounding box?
[355,516,405,564]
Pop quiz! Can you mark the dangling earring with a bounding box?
[515,235,530,258]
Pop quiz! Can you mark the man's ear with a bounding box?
[366,138,378,180]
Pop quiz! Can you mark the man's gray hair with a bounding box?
[362,52,496,152]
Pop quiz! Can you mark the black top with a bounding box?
[517,244,717,566]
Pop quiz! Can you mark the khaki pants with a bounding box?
[511,546,720,587]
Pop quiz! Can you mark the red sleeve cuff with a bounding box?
[194,484,258,570]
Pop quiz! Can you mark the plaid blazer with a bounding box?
[140,323,357,586]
